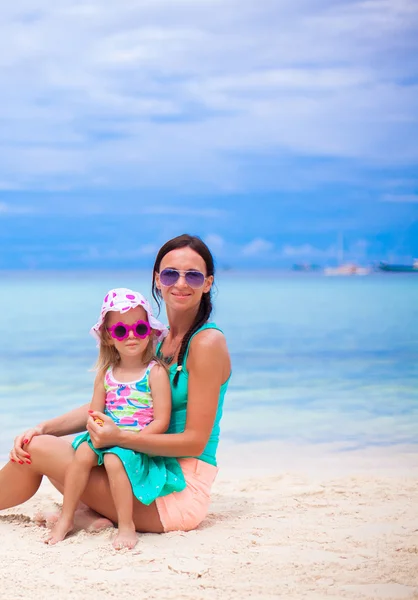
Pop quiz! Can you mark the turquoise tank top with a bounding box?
[157,323,230,467]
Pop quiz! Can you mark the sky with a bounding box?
[0,0,417,269]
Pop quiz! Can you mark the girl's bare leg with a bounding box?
[45,442,98,544]
[0,435,164,533]
[103,453,138,550]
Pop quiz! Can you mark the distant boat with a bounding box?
[324,263,371,276]
[324,232,371,276]
[378,259,418,273]
[292,263,321,272]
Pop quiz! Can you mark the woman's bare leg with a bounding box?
[35,476,113,532]
[0,435,164,533]
[103,453,138,550]
[45,443,98,544]
[0,462,43,510]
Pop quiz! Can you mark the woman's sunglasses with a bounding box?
[107,320,151,341]
[159,268,206,289]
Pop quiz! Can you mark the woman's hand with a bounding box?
[86,411,121,449]
[9,425,44,464]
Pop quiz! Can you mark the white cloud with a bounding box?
[382,194,418,203]
[141,206,227,218]
[242,238,274,256]
[0,202,36,215]
[282,239,374,261]
[281,244,332,258]
[135,244,159,256]
[204,233,225,253]
[81,244,159,261]
[0,200,228,218]
[0,0,417,190]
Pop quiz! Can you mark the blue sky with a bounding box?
[0,0,417,269]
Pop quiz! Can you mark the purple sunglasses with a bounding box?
[159,268,206,289]
[107,320,151,341]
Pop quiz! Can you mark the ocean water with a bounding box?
[0,270,417,460]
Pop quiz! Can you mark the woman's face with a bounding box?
[155,247,213,313]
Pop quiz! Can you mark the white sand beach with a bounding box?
[1,442,418,600]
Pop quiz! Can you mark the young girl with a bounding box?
[46,288,186,549]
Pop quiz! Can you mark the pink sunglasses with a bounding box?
[107,320,151,341]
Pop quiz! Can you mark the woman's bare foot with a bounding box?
[112,524,138,550]
[34,510,60,529]
[34,511,52,527]
[87,516,114,533]
[44,515,74,545]
[34,505,113,533]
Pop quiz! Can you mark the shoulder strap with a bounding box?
[182,322,223,371]
[146,360,157,373]
[156,340,163,356]
[104,366,115,390]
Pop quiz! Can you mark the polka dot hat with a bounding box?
[90,288,168,343]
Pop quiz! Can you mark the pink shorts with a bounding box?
[155,457,218,532]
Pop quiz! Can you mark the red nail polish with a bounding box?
[19,461,23,464]
[23,439,29,444]
[11,459,15,463]
[26,460,32,464]
[88,410,94,414]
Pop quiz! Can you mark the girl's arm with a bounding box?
[88,329,230,457]
[89,372,106,413]
[140,364,171,435]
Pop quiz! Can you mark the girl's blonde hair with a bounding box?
[94,312,164,378]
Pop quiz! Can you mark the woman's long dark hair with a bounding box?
[152,234,215,386]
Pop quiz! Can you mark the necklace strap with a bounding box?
[157,336,182,365]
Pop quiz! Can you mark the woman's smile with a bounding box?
[172,291,192,299]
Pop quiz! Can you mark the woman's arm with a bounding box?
[10,403,90,463]
[40,403,90,436]
[88,329,230,457]
[140,364,171,435]
[11,374,104,463]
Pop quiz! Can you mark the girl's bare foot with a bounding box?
[112,524,138,550]
[44,516,74,545]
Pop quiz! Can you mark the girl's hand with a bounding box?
[10,425,44,464]
[86,411,120,448]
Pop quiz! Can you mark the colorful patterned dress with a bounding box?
[72,362,186,505]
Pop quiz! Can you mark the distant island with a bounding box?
[291,259,418,276]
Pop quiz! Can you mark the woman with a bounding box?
[0,234,231,535]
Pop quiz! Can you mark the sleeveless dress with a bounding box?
[72,362,186,505]
[157,322,230,465]
[154,322,231,531]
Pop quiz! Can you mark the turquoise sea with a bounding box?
[0,271,417,460]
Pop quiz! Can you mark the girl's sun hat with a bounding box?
[90,288,168,343]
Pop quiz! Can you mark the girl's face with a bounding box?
[106,305,151,360]
[155,247,213,313]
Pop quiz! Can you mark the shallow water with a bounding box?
[0,270,417,459]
